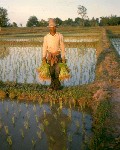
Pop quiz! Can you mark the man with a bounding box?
[42,18,66,90]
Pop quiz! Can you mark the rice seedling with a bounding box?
[9,91,16,100]
[33,104,37,112]
[68,133,72,142]
[2,99,4,104]
[32,137,36,148]
[37,130,42,140]
[43,109,46,118]
[26,103,28,108]
[59,100,63,110]
[5,104,9,114]
[60,121,66,134]
[43,118,49,126]
[38,99,43,108]
[26,111,30,119]
[18,107,21,113]
[0,120,2,132]
[24,120,29,130]
[50,100,52,107]
[4,126,9,135]
[20,129,25,139]
[68,109,72,120]
[49,136,55,143]
[35,115,39,123]
[7,135,12,146]
[53,113,57,120]
[76,120,80,129]
[11,116,15,125]
[38,124,44,132]
[12,103,14,108]
[57,107,61,115]
[69,102,72,109]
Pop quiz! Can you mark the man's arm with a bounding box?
[60,34,66,62]
[42,36,47,63]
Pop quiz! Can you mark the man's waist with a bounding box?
[47,50,61,55]
[47,51,61,66]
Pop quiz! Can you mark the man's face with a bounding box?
[49,26,56,33]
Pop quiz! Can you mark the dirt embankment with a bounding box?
[91,27,120,144]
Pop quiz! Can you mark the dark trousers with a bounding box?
[48,54,62,90]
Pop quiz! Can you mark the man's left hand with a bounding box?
[62,57,66,63]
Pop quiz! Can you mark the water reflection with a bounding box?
[0,99,93,150]
[111,38,120,55]
[0,47,96,86]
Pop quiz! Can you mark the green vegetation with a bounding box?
[89,100,112,149]
[0,80,93,106]
[0,6,120,27]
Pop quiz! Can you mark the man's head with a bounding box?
[47,18,57,33]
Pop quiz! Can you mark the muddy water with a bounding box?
[0,99,93,150]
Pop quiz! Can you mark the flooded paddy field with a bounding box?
[0,46,96,86]
[0,33,97,150]
[1,26,119,149]
[0,98,92,150]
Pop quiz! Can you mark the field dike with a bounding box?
[0,28,120,149]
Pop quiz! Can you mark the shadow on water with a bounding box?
[0,98,93,150]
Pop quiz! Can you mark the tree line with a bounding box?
[0,6,120,27]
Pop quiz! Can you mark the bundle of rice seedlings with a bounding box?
[0,90,6,99]
[58,63,71,80]
[36,63,51,81]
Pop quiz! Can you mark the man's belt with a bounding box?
[47,51,60,66]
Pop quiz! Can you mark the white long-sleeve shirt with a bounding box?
[42,32,65,58]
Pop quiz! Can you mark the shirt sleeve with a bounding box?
[42,36,47,58]
[60,34,65,59]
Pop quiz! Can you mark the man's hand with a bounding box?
[42,57,46,64]
[62,57,66,63]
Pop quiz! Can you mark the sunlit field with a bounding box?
[0,26,120,149]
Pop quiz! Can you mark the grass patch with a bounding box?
[89,99,113,149]
[0,80,93,107]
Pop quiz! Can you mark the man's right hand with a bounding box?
[42,57,46,64]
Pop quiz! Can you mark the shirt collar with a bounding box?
[49,32,58,36]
